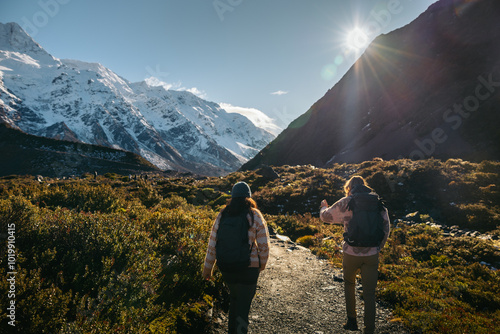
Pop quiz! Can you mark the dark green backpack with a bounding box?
[216,211,253,272]
[344,192,385,247]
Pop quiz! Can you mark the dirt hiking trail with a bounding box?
[210,236,410,334]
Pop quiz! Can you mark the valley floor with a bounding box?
[209,237,410,334]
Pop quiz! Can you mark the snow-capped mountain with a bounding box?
[0,22,276,176]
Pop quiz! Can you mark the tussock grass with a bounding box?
[0,158,498,333]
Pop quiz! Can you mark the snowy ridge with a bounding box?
[0,22,277,175]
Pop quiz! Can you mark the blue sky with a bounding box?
[0,0,437,128]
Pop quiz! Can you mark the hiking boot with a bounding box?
[343,317,358,331]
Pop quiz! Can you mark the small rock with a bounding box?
[333,275,344,282]
[257,165,280,180]
[405,211,420,222]
[275,234,293,243]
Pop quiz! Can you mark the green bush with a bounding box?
[0,181,224,333]
[296,235,315,247]
[132,180,163,208]
[273,213,320,241]
[35,183,125,213]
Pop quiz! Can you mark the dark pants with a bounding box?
[221,267,260,334]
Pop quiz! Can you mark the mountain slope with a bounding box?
[0,123,161,177]
[242,0,500,170]
[0,22,275,176]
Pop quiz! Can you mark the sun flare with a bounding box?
[345,27,370,52]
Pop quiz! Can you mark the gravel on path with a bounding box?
[210,237,410,334]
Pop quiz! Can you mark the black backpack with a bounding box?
[216,210,253,272]
[343,192,385,247]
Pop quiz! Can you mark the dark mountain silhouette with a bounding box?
[0,123,162,177]
[242,0,500,170]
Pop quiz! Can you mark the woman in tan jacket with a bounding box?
[203,181,270,334]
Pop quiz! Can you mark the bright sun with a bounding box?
[345,27,370,52]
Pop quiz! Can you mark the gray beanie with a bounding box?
[231,181,251,198]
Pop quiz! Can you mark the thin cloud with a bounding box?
[145,77,206,98]
[185,87,207,99]
[220,103,282,136]
[271,90,288,96]
[145,76,176,90]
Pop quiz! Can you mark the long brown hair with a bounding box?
[221,197,258,228]
[343,176,370,196]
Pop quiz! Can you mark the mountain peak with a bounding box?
[0,22,40,51]
[0,21,276,176]
[0,22,54,63]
